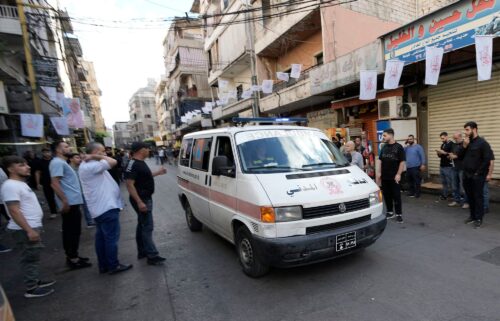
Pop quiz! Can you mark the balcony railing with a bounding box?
[0,5,18,19]
[262,63,318,96]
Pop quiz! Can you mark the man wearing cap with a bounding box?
[125,142,167,265]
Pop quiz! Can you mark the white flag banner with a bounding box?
[261,80,274,94]
[475,35,493,81]
[290,64,302,79]
[20,113,44,138]
[359,70,377,100]
[383,59,405,90]
[425,46,444,85]
[50,117,70,136]
[218,79,229,89]
[41,86,58,103]
[276,72,290,82]
[251,85,261,92]
[215,100,221,106]
[241,89,252,99]
[181,116,187,123]
[204,102,213,112]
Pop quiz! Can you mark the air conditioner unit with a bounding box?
[378,96,402,119]
[398,102,417,118]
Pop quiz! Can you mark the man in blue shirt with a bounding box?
[404,135,426,198]
[50,141,92,270]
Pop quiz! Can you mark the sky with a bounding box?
[59,0,193,128]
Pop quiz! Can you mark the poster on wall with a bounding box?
[383,59,405,89]
[261,80,273,94]
[20,113,44,138]
[359,70,377,100]
[50,116,70,136]
[62,98,84,128]
[290,64,302,79]
[475,35,493,81]
[425,46,444,85]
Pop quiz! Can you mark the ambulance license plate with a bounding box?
[335,232,356,252]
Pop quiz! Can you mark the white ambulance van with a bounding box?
[177,118,386,277]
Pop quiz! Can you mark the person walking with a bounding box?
[344,141,364,169]
[35,148,58,219]
[376,128,406,223]
[68,153,95,228]
[79,142,132,275]
[404,135,426,198]
[0,166,12,254]
[50,141,92,269]
[158,148,165,165]
[125,142,167,266]
[456,122,492,228]
[436,132,454,201]
[449,131,467,208]
[1,156,55,298]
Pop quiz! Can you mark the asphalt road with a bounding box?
[2,161,500,321]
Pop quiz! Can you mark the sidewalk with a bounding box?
[421,181,500,202]
[0,184,175,321]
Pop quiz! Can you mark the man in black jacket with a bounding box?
[456,122,492,228]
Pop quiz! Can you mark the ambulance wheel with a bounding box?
[235,227,269,278]
[185,202,202,232]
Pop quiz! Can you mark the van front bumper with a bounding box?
[252,214,387,268]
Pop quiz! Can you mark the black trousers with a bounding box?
[0,203,9,226]
[463,174,486,221]
[406,167,422,197]
[42,184,57,214]
[382,179,402,215]
[62,205,82,259]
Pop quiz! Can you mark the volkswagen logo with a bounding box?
[338,203,347,213]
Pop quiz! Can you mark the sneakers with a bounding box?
[464,217,475,224]
[474,220,482,228]
[386,212,395,219]
[24,286,55,298]
[0,244,12,253]
[37,279,56,288]
[147,256,166,266]
[448,201,459,207]
[396,215,404,223]
[66,258,92,270]
[462,203,470,209]
[108,263,133,275]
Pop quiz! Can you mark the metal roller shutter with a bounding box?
[427,68,500,178]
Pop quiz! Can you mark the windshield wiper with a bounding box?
[247,165,308,171]
[302,162,337,168]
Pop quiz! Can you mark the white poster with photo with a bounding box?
[41,86,58,103]
[475,35,493,81]
[359,70,377,100]
[20,113,44,138]
[290,64,302,79]
[261,80,273,94]
[62,98,84,128]
[50,116,70,136]
[425,46,444,85]
[383,59,405,90]
[276,72,290,82]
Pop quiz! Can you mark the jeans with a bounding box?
[463,174,486,221]
[406,167,422,197]
[62,205,82,259]
[440,167,454,198]
[42,184,57,214]
[130,198,159,258]
[94,208,121,272]
[484,182,490,210]
[451,168,463,202]
[382,179,402,215]
[458,170,468,204]
[10,228,44,289]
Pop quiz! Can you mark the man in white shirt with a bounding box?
[0,167,12,253]
[1,156,55,298]
[79,142,132,275]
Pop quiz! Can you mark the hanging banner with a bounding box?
[383,59,405,90]
[475,35,493,81]
[20,113,44,138]
[290,64,302,79]
[425,46,444,85]
[359,70,377,100]
[41,86,58,103]
[276,72,290,82]
[261,80,273,94]
[62,98,84,128]
[241,89,252,99]
[50,117,70,136]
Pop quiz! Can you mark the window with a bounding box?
[315,52,324,65]
[180,138,194,167]
[215,136,235,167]
[236,85,243,101]
[145,114,151,118]
[191,138,213,171]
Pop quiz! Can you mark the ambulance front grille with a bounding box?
[302,198,370,219]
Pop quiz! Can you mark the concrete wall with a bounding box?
[417,0,459,17]
[340,0,417,24]
[276,32,323,71]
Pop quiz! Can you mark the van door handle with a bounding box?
[205,175,208,185]
[208,176,212,187]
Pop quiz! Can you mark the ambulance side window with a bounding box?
[180,138,193,167]
[215,136,234,167]
[191,138,213,172]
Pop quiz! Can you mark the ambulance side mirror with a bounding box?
[212,156,235,178]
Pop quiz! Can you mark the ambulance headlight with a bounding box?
[275,206,302,222]
[369,191,383,206]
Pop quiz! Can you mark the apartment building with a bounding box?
[128,78,158,142]
[113,121,132,149]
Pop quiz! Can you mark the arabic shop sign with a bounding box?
[384,0,500,63]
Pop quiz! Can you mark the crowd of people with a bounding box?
[0,141,167,299]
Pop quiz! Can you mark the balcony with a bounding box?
[212,98,253,121]
[0,5,21,36]
[208,51,250,85]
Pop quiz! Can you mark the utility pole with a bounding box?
[16,0,42,114]
[244,2,260,117]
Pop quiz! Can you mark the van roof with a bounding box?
[182,125,322,138]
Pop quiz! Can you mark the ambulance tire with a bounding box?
[236,227,269,278]
[185,202,202,231]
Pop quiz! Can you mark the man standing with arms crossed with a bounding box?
[1,156,55,298]
[125,142,167,266]
[376,128,406,223]
[80,142,132,274]
[50,141,91,269]
[404,135,426,198]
